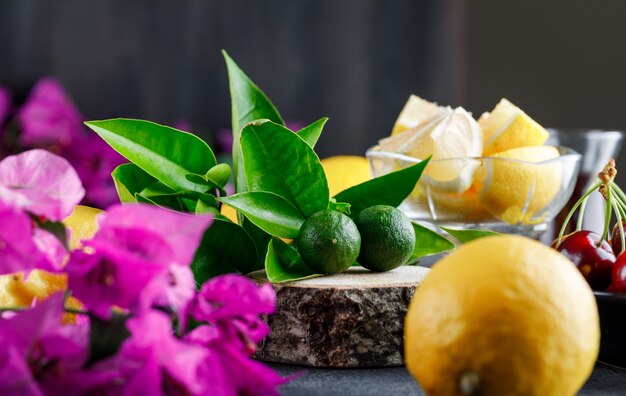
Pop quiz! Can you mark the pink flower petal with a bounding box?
[98,204,213,266]
[0,293,89,395]
[0,85,11,125]
[191,274,275,322]
[0,203,48,275]
[33,228,68,272]
[0,149,84,220]
[17,78,83,147]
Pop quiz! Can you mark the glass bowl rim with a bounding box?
[365,145,582,166]
[547,128,625,139]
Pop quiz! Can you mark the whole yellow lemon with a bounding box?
[404,235,599,396]
[63,204,103,250]
[321,156,371,197]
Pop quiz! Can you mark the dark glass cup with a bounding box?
[541,129,624,244]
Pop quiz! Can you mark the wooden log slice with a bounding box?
[252,265,430,368]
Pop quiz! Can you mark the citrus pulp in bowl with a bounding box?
[366,146,582,237]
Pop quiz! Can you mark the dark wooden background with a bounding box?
[0,0,464,157]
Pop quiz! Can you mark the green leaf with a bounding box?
[242,219,272,270]
[440,226,500,244]
[296,117,328,148]
[134,192,180,210]
[36,220,69,251]
[223,50,284,194]
[139,181,176,197]
[223,51,286,269]
[191,219,258,283]
[241,120,329,217]
[185,173,224,196]
[265,238,321,283]
[111,163,157,203]
[138,185,218,213]
[85,118,216,192]
[206,163,231,188]
[334,157,431,218]
[219,192,304,239]
[196,199,215,215]
[86,312,129,367]
[329,199,351,216]
[409,222,455,263]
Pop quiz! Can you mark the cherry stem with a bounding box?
[610,190,626,254]
[601,184,613,244]
[576,198,588,230]
[609,185,626,215]
[557,180,602,246]
[576,180,599,231]
[610,182,626,208]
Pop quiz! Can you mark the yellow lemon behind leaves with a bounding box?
[63,204,103,250]
[0,271,68,307]
[0,271,83,323]
[479,98,549,156]
[405,235,599,396]
[321,156,371,197]
[0,205,102,322]
[475,146,561,224]
[221,203,239,223]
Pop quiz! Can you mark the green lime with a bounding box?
[296,210,361,274]
[354,205,415,272]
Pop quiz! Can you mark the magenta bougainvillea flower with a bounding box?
[0,78,124,209]
[185,275,287,396]
[0,203,50,275]
[190,273,275,332]
[32,228,69,272]
[86,310,210,396]
[0,293,89,395]
[139,263,196,325]
[66,204,212,318]
[64,135,125,207]
[0,149,85,221]
[96,204,212,267]
[0,149,84,273]
[17,78,83,148]
[0,86,10,126]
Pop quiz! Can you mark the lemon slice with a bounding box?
[475,146,562,224]
[479,98,549,156]
[380,109,452,155]
[380,107,482,193]
[391,95,445,135]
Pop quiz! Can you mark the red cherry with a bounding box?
[552,230,616,290]
[611,221,626,255]
[609,252,626,292]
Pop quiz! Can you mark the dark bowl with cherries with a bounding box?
[552,160,626,368]
[552,171,626,368]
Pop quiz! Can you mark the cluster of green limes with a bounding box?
[295,205,416,274]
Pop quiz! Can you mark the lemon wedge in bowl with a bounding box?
[380,107,482,194]
[474,146,562,225]
[480,98,550,156]
[391,95,446,135]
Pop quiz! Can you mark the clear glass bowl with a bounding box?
[366,146,582,238]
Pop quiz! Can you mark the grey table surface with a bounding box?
[272,362,626,395]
